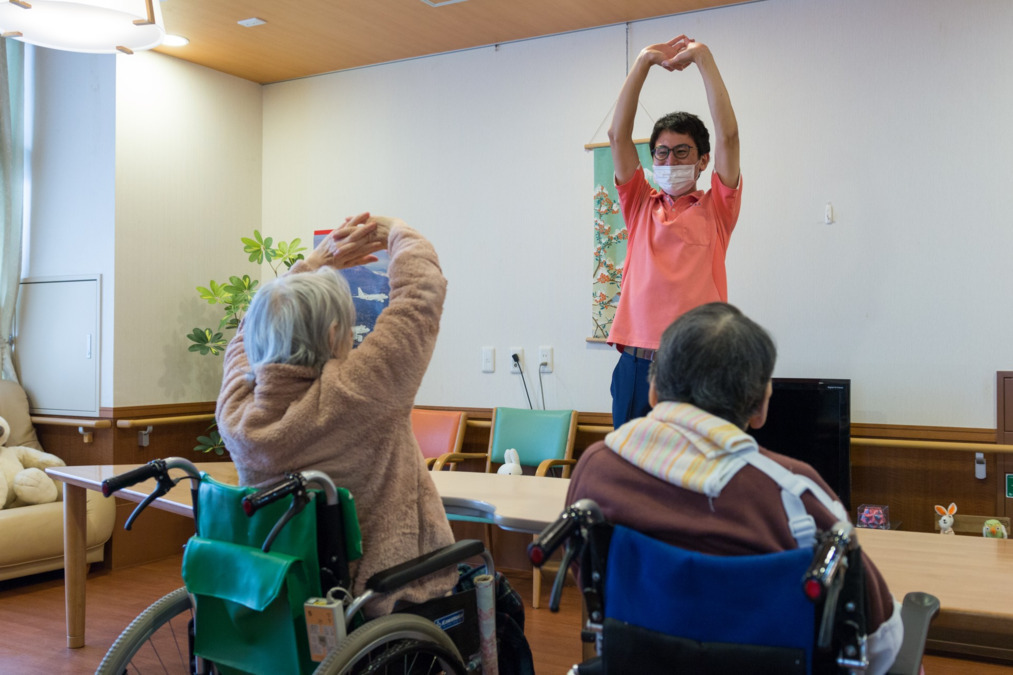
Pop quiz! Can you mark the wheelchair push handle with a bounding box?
[102,463,162,497]
[102,457,202,531]
[244,470,339,554]
[802,520,854,601]
[101,457,201,497]
[528,498,603,566]
[243,474,301,516]
[242,469,339,516]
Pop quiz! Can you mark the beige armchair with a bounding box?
[0,379,115,581]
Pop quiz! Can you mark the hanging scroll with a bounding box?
[589,141,653,341]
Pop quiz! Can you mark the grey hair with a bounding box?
[649,302,776,429]
[244,266,356,375]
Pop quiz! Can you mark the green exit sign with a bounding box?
[1008,474,1013,499]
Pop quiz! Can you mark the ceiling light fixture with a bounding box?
[237,17,266,28]
[161,33,188,47]
[419,0,469,6]
[0,0,165,54]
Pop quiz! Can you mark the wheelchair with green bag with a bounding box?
[96,457,495,675]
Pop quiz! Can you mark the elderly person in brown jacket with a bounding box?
[216,212,457,617]
[567,303,903,675]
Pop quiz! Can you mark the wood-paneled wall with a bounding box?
[850,424,1011,533]
[33,402,227,570]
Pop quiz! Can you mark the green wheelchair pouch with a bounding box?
[180,475,322,675]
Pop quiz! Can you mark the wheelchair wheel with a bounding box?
[313,613,467,675]
[95,587,214,675]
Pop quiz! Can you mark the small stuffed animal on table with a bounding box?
[934,502,957,535]
[0,415,67,509]
[983,519,1008,539]
[497,448,523,475]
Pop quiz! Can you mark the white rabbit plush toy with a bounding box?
[497,448,523,475]
[935,502,957,535]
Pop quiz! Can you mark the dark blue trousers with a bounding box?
[611,350,653,428]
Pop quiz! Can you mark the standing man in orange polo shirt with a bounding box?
[607,35,742,427]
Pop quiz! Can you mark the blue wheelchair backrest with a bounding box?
[604,525,817,672]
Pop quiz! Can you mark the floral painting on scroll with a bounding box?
[591,142,654,340]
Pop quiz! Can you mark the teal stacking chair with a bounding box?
[434,407,578,607]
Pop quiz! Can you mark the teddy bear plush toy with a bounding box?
[0,414,66,509]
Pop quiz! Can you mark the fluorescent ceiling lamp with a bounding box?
[419,0,469,6]
[0,0,165,54]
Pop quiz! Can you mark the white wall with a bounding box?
[262,27,624,414]
[24,0,1013,427]
[114,52,263,406]
[262,0,1013,428]
[21,48,116,408]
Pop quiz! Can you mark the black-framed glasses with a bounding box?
[652,144,694,161]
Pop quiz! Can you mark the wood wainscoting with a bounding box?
[850,423,1011,533]
[31,402,1013,570]
[32,402,226,570]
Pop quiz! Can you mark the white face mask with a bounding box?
[653,164,697,196]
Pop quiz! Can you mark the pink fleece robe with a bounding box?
[216,223,457,616]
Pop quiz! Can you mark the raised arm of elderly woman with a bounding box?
[215,212,457,617]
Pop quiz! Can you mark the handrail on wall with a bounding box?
[851,437,1013,455]
[116,413,216,447]
[30,416,111,444]
[852,437,1013,480]
[115,414,216,429]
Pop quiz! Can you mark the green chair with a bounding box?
[435,407,578,607]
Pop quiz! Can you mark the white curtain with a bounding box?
[0,38,25,383]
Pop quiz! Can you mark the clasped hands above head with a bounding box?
[313,212,401,270]
[642,35,710,72]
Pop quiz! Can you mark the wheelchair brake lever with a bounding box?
[816,562,846,648]
[124,471,177,531]
[549,539,578,613]
[261,486,312,553]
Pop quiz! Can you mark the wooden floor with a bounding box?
[0,556,1010,674]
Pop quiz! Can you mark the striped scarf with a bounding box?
[605,401,758,498]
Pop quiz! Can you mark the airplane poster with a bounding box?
[313,229,391,346]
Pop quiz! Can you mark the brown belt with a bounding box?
[628,347,656,361]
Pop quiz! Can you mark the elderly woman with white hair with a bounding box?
[215,212,457,616]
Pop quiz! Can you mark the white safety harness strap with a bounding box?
[742,451,849,549]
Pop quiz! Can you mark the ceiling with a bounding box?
[153,0,748,85]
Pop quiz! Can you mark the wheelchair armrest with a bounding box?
[887,592,940,675]
[366,539,487,594]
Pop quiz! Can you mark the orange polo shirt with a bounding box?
[608,167,742,351]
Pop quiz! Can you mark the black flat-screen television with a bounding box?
[748,378,851,511]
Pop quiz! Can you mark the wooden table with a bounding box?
[429,470,570,533]
[46,463,569,648]
[858,527,1013,661]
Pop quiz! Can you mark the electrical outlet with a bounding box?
[510,348,523,374]
[538,346,553,373]
[481,346,494,373]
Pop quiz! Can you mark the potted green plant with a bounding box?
[186,231,307,454]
